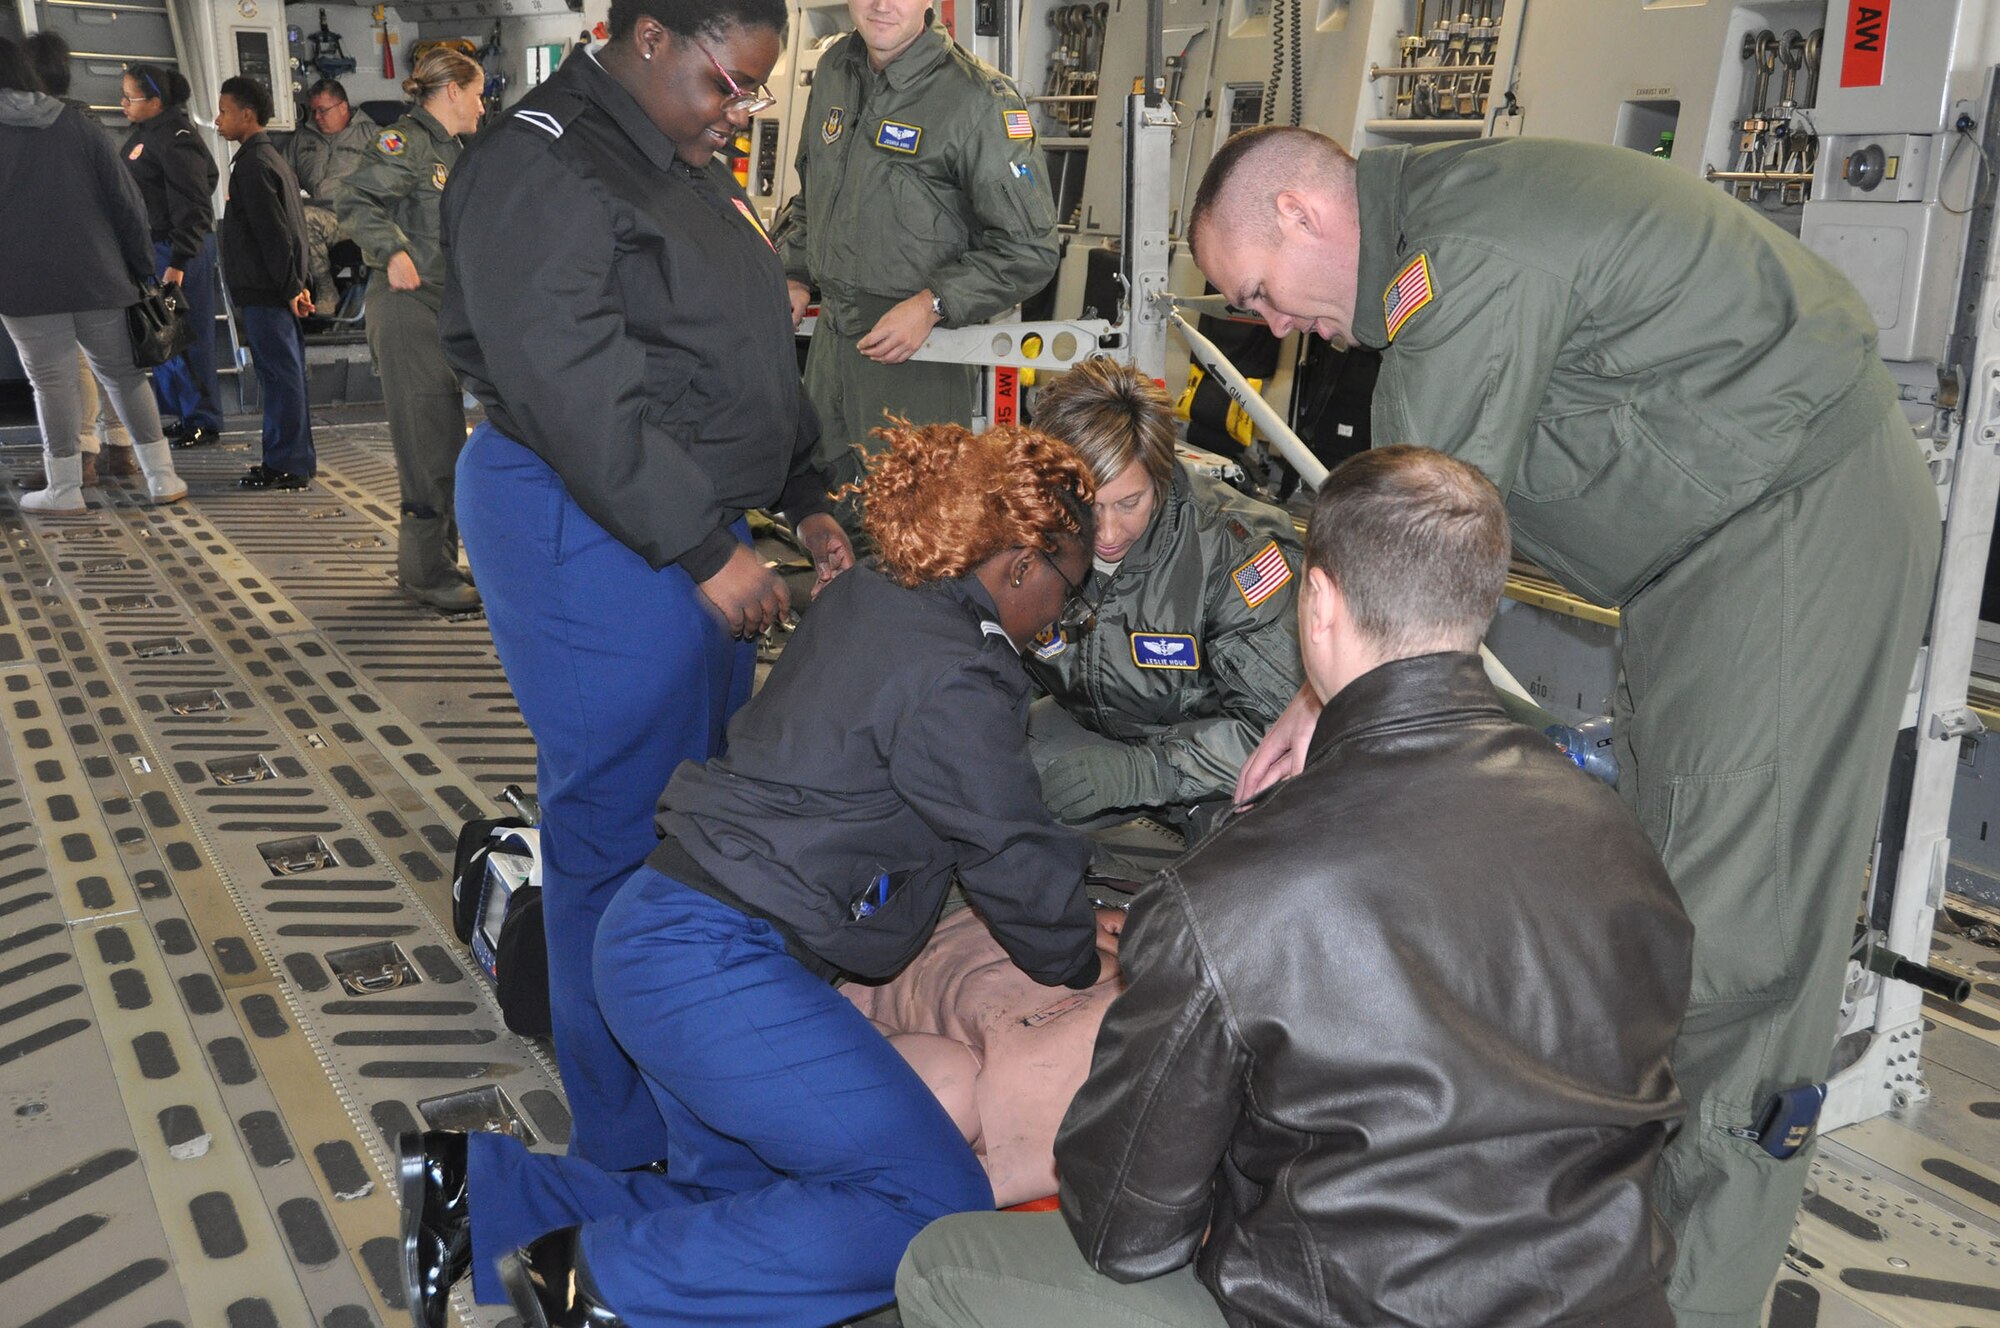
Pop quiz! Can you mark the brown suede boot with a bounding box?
[23,453,99,487]
[100,446,140,477]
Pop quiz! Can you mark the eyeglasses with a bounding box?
[1039,550,1100,634]
[700,45,775,116]
[309,102,344,119]
[119,94,155,105]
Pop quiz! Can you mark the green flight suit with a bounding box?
[338,108,470,590]
[1024,462,1303,817]
[774,24,1057,502]
[1351,138,1940,1327]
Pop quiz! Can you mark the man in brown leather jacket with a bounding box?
[897,445,1694,1328]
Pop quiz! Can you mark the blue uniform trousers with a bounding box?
[237,304,315,476]
[151,235,223,434]
[466,869,995,1325]
[455,423,754,1170]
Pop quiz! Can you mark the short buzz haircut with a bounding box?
[219,75,274,125]
[1188,126,1356,265]
[1030,357,1177,495]
[1305,445,1510,656]
[607,0,788,41]
[305,77,349,104]
[25,31,71,97]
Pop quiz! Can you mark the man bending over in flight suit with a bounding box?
[898,445,1695,1328]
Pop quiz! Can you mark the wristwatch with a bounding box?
[929,292,945,321]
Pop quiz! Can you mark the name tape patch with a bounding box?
[876,120,922,153]
[1231,541,1293,609]
[1131,633,1200,670]
[1383,252,1435,341]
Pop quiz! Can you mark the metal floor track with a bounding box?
[0,415,1998,1328]
[1,421,554,1328]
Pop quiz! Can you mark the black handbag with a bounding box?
[127,279,193,368]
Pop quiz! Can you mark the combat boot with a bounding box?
[398,512,482,613]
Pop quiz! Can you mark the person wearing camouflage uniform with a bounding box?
[774,2,1057,525]
[287,78,376,310]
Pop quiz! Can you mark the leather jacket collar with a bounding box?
[1306,650,1505,762]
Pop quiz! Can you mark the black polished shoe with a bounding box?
[396,1130,471,1328]
[238,464,310,491]
[500,1226,628,1328]
[170,425,220,450]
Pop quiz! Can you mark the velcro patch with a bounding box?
[1231,541,1293,609]
[432,162,448,190]
[1383,252,1435,341]
[875,120,921,153]
[377,129,406,156]
[1031,626,1068,660]
[1131,633,1199,670]
[1003,109,1034,139]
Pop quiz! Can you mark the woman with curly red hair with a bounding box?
[399,422,1123,1328]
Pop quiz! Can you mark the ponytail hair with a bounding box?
[124,62,189,107]
[862,422,1096,588]
[403,47,481,103]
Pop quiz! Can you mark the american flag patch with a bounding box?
[1003,109,1034,139]
[1231,541,1293,609]
[1383,252,1436,341]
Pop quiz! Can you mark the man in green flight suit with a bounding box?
[1188,127,1941,1327]
[287,79,377,311]
[774,0,1058,524]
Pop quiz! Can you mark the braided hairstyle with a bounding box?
[861,422,1096,588]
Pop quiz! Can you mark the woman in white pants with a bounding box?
[0,38,184,512]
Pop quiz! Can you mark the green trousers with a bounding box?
[802,321,975,532]
[898,1212,1227,1328]
[365,283,464,519]
[1617,421,1938,1327]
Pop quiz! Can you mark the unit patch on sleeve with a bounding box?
[1231,541,1293,609]
[875,120,922,153]
[1002,109,1034,140]
[377,129,407,156]
[1131,633,1200,670]
[1383,252,1435,341]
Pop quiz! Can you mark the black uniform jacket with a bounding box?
[122,107,217,268]
[654,566,1100,990]
[221,133,310,307]
[439,51,830,581]
[1057,652,1693,1328]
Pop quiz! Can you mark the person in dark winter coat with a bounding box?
[216,76,315,489]
[120,61,222,447]
[0,37,185,511]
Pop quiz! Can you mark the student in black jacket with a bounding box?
[398,423,1124,1328]
[441,0,854,1182]
[216,76,315,489]
[120,62,222,447]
